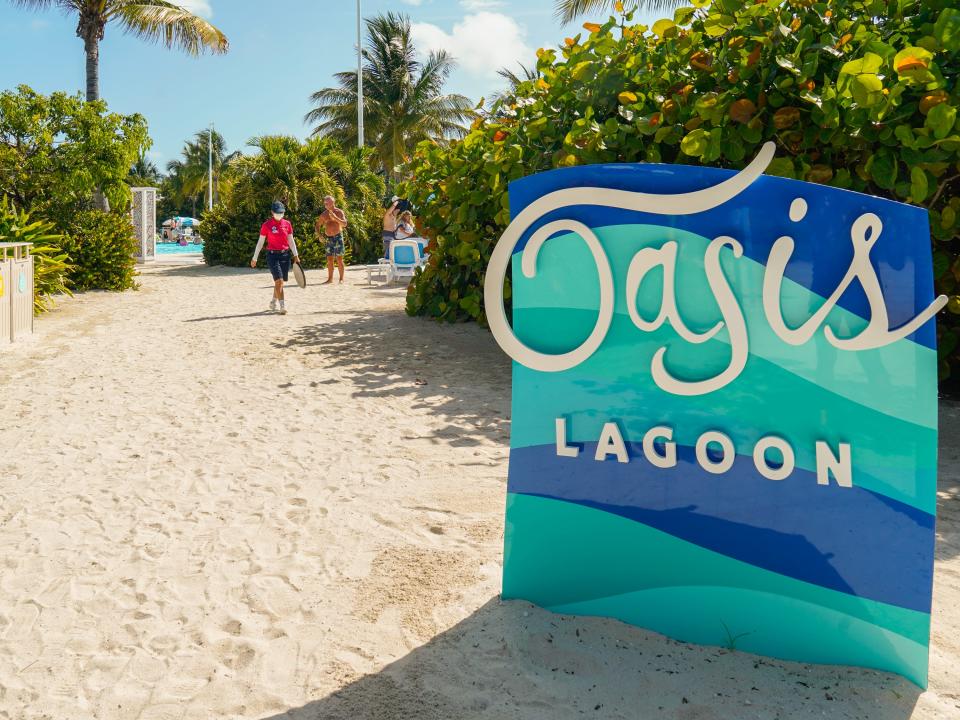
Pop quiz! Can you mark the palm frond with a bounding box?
[110,0,228,55]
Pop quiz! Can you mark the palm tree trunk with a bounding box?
[79,15,109,211]
[84,35,100,102]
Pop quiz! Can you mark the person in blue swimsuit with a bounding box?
[316,196,349,284]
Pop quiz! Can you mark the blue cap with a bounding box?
[271,201,285,214]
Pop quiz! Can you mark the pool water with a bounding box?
[157,243,204,255]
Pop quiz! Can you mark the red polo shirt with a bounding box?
[260,218,294,251]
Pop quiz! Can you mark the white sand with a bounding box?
[0,262,957,720]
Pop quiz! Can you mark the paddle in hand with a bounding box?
[292,261,307,289]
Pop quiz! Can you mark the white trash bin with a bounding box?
[0,242,33,343]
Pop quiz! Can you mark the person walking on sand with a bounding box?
[251,201,299,315]
[382,196,399,259]
[317,195,349,284]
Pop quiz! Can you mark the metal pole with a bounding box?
[208,122,214,211]
[357,0,364,148]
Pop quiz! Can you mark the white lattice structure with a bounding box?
[131,187,157,263]
[0,242,33,343]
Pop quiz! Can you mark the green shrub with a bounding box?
[202,204,334,269]
[60,210,138,292]
[0,197,73,314]
[201,136,384,268]
[400,0,960,375]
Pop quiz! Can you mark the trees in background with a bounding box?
[9,0,228,102]
[163,128,238,217]
[304,12,473,183]
[128,153,161,187]
[202,136,386,268]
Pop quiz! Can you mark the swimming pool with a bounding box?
[157,243,204,255]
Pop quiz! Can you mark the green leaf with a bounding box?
[851,74,884,107]
[704,14,735,37]
[673,7,696,25]
[766,158,796,179]
[894,124,915,148]
[652,19,675,38]
[942,206,957,230]
[866,150,898,190]
[934,9,960,52]
[893,46,934,82]
[910,167,929,202]
[926,102,958,140]
[839,52,883,77]
[680,129,709,158]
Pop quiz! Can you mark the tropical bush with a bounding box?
[0,85,150,219]
[202,136,385,268]
[60,211,139,292]
[0,198,73,314]
[400,0,960,376]
[0,85,147,303]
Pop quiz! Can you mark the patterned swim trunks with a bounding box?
[326,234,345,257]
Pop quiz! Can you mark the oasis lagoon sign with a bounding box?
[485,143,943,687]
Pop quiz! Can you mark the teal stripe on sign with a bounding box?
[503,493,930,686]
[510,225,938,432]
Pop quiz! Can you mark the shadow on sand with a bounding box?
[262,597,921,720]
[271,306,512,446]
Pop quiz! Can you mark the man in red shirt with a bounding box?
[251,201,300,314]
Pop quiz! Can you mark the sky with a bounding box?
[0,0,660,170]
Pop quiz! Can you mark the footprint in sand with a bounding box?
[222,619,243,636]
[213,638,258,672]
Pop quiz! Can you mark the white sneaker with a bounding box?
[269,299,277,312]
[279,305,288,315]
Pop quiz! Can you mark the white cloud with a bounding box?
[401,0,425,6]
[176,0,213,18]
[411,11,531,83]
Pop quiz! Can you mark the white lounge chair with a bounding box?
[386,239,422,285]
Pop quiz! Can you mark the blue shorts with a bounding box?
[326,234,345,257]
[382,230,394,259]
[267,249,290,281]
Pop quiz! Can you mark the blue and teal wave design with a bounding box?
[508,443,934,612]
[501,164,937,687]
[503,493,929,687]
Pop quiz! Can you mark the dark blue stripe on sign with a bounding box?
[507,443,935,613]
[507,164,937,349]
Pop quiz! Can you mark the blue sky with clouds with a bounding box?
[0,0,660,167]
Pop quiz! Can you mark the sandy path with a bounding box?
[0,262,956,720]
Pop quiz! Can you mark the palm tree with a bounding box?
[490,63,539,111]
[10,1,228,102]
[555,0,680,23]
[165,128,238,210]
[128,153,161,186]
[304,12,473,184]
